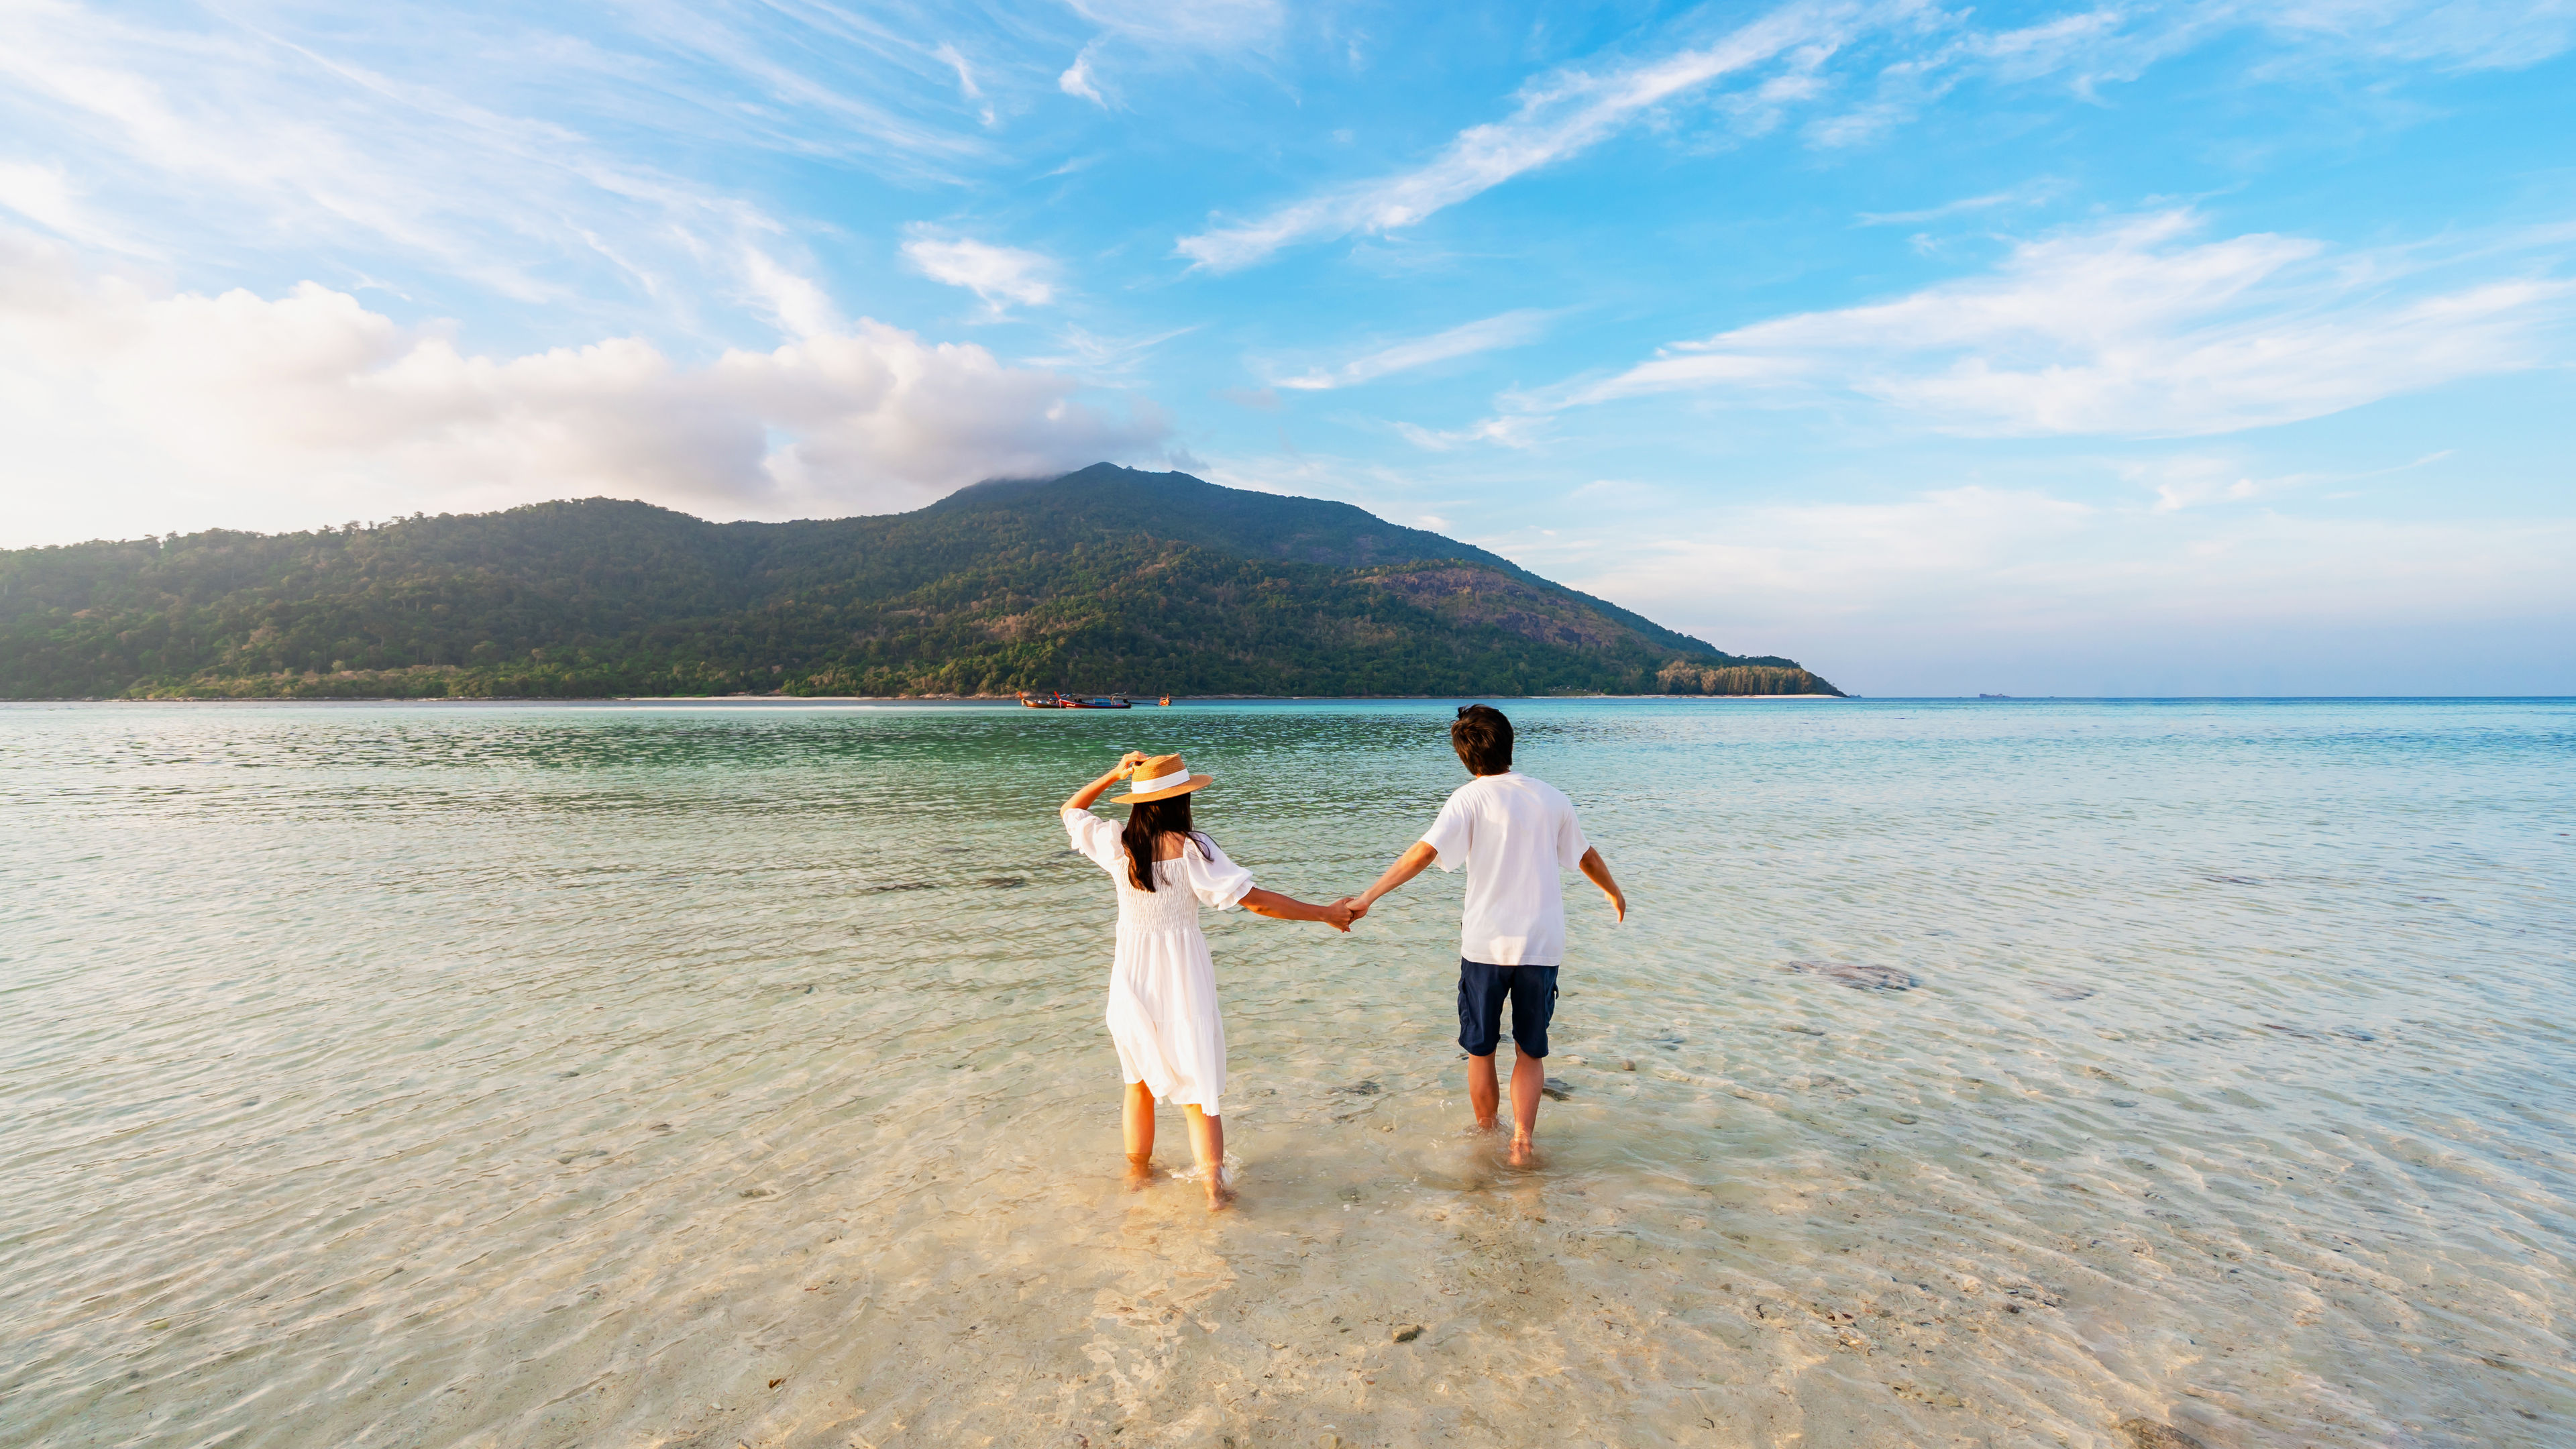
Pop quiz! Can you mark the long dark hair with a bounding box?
[1121,793,1214,892]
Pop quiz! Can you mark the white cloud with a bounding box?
[932,41,998,126]
[900,229,1061,315]
[1550,211,2574,437]
[1856,182,2061,227]
[0,0,994,326]
[741,247,843,339]
[1059,43,1110,106]
[1066,0,1285,49]
[1173,0,2576,273]
[1271,309,1551,390]
[933,42,983,99]
[1393,416,1549,451]
[0,231,1164,541]
[1175,3,1847,270]
[2125,453,2269,511]
[0,160,152,255]
[2261,0,2576,68]
[2117,445,2456,511]
[1020,323,1197,374]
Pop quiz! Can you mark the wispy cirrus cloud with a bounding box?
[900,229,1061,315]
[1856,180,2063,227]
[0,0,1000,323]
[1053,0,1279,109]
[1174,0,2576,274]
[2261,0,2576,68]
[1020,323,1198,375]
[932,42,998,126]
[1067,0,1283,49]
[1175,3,1858,271]
[1539,211,2575,437]
[1394,415,1549,451]
[0,159,150,256]
[1269,309,1551,390]
[1059,42,1110,106]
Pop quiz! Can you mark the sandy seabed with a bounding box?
[3,697,2568,1448]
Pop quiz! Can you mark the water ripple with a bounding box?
[1,698,2571,1448]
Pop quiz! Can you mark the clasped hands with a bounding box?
[1320,894,1371,932]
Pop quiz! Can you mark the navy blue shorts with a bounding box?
[1457,959,1559,1059]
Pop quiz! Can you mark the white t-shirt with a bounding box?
[1419,771,1592,967]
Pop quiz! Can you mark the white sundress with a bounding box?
[1062,807,1256,1117]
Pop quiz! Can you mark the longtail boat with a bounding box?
[1018,691,1132,709]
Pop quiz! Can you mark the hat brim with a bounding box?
[1110,773,1212,804]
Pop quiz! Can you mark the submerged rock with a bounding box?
[1785,960,1918,991]
[2118,1418,2207,1449]
[2041,982,2096,1001]
[1540,1078,1573,1101]
[1391,1324,1423,1342]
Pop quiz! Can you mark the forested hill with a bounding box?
[0,463,1842,700]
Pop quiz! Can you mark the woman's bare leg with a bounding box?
[1122,1080,1156,1186]
[1183,1106,1233,1210]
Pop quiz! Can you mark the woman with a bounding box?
[1061,750,1354,1210]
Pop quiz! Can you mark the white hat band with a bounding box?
[1128,765,1191,795]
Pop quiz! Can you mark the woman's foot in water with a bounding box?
[1205,1177,1236,1212]
[1124,1153,1155,1189]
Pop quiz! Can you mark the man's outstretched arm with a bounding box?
[1350,840,1440,918]
[1578,845,1626,922]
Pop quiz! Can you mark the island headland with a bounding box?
[0,464,1841,700]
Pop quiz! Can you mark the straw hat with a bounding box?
[1112,752,1212,803]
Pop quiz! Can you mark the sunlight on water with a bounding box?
[2,698,2571,1448]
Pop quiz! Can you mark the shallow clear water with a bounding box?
[3,697,2572,1449]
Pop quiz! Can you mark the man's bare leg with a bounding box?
[1507,1051,1544,1165]
[1466,1052,1501,1130]
[1122,1080,1156,1187]
[1183,1105,1233,1210]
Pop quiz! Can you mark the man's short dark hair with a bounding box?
[1452,704,1513,775]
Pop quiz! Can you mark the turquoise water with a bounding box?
[1,697,2571,1448]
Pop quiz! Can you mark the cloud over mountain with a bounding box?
[0,231,1166,529]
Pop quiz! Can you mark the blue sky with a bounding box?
[1,0,2570,694]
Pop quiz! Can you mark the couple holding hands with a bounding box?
[1057,704,1626,1210]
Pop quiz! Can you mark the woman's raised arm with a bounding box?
[1063,751,1150,814]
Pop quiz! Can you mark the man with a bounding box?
[1348,704,1624,1165]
